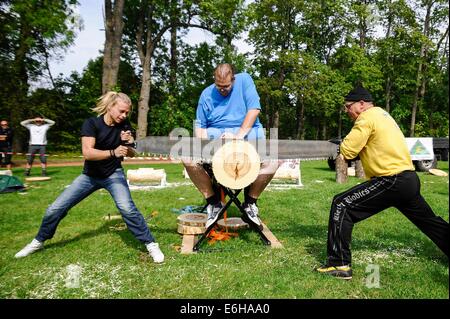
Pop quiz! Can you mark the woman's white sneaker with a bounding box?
[146,242,164,263]
[15,239,44,258]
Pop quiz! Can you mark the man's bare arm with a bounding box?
[236,109,260,139]
[195,128,208,139]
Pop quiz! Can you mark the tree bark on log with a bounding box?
[336,155,348,184]
[355,160,366,179]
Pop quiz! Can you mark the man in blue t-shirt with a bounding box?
[184,63,280,230]
[195,67,264,140]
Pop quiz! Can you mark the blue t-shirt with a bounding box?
[195,72,264,140]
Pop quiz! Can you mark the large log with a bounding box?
[355,160,366,179]
[212,140,261,189]
[273,164,300,180]
[216,217,248,230]
[269,160,303,187]
[127,168,166,185]
[177,213,207,235]
[336,155,348,184]
[177,224,205,235]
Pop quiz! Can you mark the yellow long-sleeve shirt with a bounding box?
[340,106,414,178]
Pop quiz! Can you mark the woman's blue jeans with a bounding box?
[36,168,155,244]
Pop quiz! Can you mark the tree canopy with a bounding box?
[0,0,448,152]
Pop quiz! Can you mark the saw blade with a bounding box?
[136,136,337,160]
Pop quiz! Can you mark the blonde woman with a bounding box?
[15,92,164,263]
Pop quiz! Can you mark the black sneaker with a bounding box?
[41,170,47,177]
[205,202,224,229]
[316,264,352,280]
[24,170,30,176]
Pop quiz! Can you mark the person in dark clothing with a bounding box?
[316,84,449,280]
[14,92,165,263]
[0,120,13,170]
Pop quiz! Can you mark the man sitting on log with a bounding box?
[182,63,280,230]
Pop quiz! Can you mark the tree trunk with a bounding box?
[102,0,125,94]
[11,15,32,152]
[169,27,178,93]
[410,1,432,137]
[385,77,392,112]
[314,120,319,140]
[295,95,305,139]
[358,1,369,50]
[338,110,342,139]
[384,1,393,113]
[322,122,327,140]
[410,66,422,137]
[273,110,280,129]
[133,3,174,139]
[137,45,153,140]
[265,97,271,129]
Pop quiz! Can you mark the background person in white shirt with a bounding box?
[20,116,55,176]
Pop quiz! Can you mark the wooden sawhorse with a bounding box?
[181,165,282,253]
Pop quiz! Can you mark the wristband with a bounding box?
[110,149,116,158]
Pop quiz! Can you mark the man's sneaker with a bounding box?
[24,170,30,177]
[146,242,164,263]
[15,239,44,258]
[243,203,262,228]
[205,202,224,229]
[316,264,352,280]
[41,170,47,177]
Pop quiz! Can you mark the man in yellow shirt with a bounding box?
[316,84,449,280]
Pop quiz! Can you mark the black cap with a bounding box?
[344,84,373,102]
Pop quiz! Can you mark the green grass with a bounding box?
[0,161,448,299]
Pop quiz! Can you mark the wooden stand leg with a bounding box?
[261,223,283,249]
[181,234,197,254]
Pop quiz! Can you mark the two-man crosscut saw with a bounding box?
[135,136,338,161]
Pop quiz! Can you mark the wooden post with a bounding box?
[261,223,283,248]
[181,235,197,254]
[355,160,366,179]
[336,155,348,184]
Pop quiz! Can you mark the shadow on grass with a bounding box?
[351,235,448,266]
[430,267,450,289]
[44,220,127,249]
[44,220,179,253]
[275,223,328,264]
[274,222,449,266]
[185,226,267,253]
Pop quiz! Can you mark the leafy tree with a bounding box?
[0,0,80,151]
[102,0,126,93]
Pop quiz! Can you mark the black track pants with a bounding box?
[326,170,449,266]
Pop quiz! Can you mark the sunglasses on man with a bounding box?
[343,101,358,111]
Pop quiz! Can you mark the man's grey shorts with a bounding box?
[27,144,47,164]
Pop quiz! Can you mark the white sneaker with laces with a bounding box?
[244,203,262,227]
[15,239,44,258]
[205,202,224,229]
[146,242,164,263]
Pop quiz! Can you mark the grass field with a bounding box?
[0,160,448,299]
